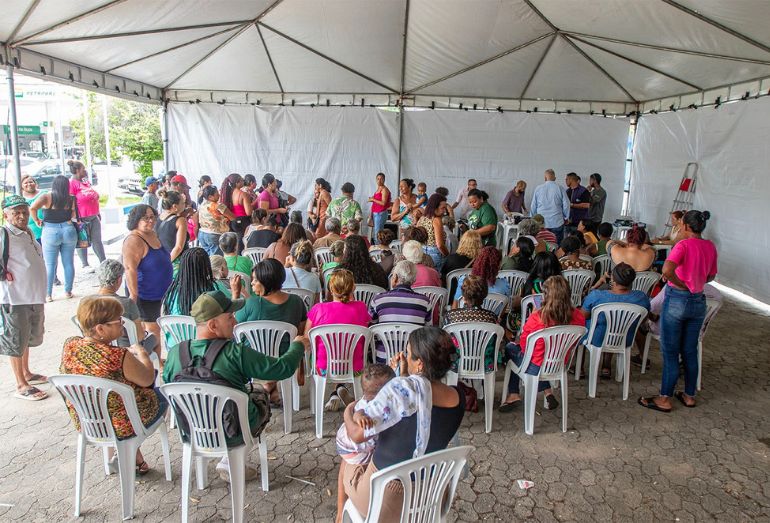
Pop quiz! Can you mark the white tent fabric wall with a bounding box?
[403,110,629,221]
[630,96,770,303]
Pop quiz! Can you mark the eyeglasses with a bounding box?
[140,215,157,222]
[102,319,123,326]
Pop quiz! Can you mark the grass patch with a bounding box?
[99,194,141,206]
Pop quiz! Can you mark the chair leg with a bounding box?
[522,375,538,436]
[102,446,113,476]
[574,345,584,381]
[500,363,511,406]
[560,375,569,433]
[697,340,703,391]
[74,435,86,517]
[291,375,300,412]
[483,374,495,433]
[115,441,137,520]
[181,445,193,523]
[195,457,208,491]
[641,335,651,374]
[314,375,326,439]
[352,376,363,401]
[227,447,247,523]
[622,349,631,400]
[258,437,269,492]
[159,421,172,481]
[280,378,293,434]
[588,347,601,399]
[615,352,624,383]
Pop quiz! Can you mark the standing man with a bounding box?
[452,178,477,221]
[327,183,363,233]
[565,172,591,235]
[140,176,159,209]
[588,173,607,226]
[0,195,48,401]
[502,180,528,215]
[530,169,570,244]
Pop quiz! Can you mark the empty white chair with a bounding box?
[369,248,386,263]
[157,315,197,349]
[460,292,509,317]
[242,247,267,266]
[389,240,402,254]
[233,321,298,434]
[342,445,473,523]
[563,269,594,308]
[632,271,662,296]
[160,383,269,523]
[315,247,334,267]
[369,323,420,364]
[574,303,648,400]
[498,270,528,297]
[444,322,505,433]
[445,268,472,298]
[593,254,611,277]
[309,325,372,438]
[49,375,172,520]
[413,286,449,326]
[500,325,586,435]
[229,270,252,297]
[354,284,386,308]
[283,287,318,311]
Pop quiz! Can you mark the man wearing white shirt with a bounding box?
[530,169,570,245]
[452,178,477,220]
[0,195,48,401]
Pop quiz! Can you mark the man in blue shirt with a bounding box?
[530,169,570,244]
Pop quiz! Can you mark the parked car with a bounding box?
[21,151,50,161]
[118,173,144,195]
[1,159,97,193]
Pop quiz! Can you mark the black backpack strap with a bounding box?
[177,340,192,367]
[200,338,230,368]
[0,227,9,280]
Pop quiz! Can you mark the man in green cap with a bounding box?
[163,289,308,482]
[1,195,48,401]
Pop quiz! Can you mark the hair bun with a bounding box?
[67,159,74,166]
[701,211,711,221]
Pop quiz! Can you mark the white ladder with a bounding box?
[663,162,698,236]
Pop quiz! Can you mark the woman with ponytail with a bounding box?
[220,173,252,249]
[67,159,105,271]
[639,210,717,413]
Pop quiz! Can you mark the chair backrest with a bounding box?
[593,254,611,278]
[563,269,595,308]
[157,315,197,347]
[445,268,472,296]
[72,315,138,345]
[524,325,587,379]
[413,286,448,326]
[579,254,593,263]
[444,322,504,378]
[283,287,317,311]
[242,247,267,266]
[369,323,421,363]
[160,382,252,453]
[585,302,648,352]
[700,298,722,340]
[497,270,528,298]
[315,247,334,267]
[631,271,662,296]
[229,270,252,297]
[49,374,145,444]
[354,284,386,308]
[365,445,473,523]
[233,321,298,359]
[520,293,544,332]
[309,324,372,381]
[458,292,508,317]
[389,240,402,254]
[369,248,386,263]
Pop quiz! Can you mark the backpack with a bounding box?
[0,227,9,282]
[172,339,243,440]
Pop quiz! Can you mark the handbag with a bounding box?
[74,201,92,249]
[456,381,478,413]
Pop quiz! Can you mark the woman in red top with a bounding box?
[220,173,252,251]
[367,172,391,241]
[499,275,585,412]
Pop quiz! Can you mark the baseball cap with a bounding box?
[145,176,159,188]
[171,174,189,187]
[190,290,245,324]
[2,194,29,210]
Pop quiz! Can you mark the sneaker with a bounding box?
[336,385,354,406]
[82,266,95,274]
[324,392,343,412]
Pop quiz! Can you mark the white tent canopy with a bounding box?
[3,0,770,112]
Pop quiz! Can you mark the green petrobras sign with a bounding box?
[1,125,42,135]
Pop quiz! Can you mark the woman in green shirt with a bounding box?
[21,175,45,241]
[219,231,254,278]
[467,189,498,247]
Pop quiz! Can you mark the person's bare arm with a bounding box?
[476,224,496,238]
[662,260,687,290]
[343,402,370,444]
[122,344,155,387]
[242,192,253,216]
[391,199,408,221]
[122,235,146,301]
[169,216,187,261]
[29,193,50,226]
[434,218,449,256]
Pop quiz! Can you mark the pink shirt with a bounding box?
[257,189,279,210]
[307,301,371,374]
[69,178,100,217]
[667,237,718,294]
[413,264,441,288]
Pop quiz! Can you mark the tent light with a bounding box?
[132,90,139,96]
[741,91,750,100]
[590,110,595,115]
[431,101,435,110]
[601,109,606,117]
[92,80,99,88]
[688,103,697,109]
[497,106,503,113]
[39,65,46,75]
[526,110,531,114]
[473,103,477,110]
[458,103,463,110]
[115,86,120,93]
[291,99,295,106]
[566,109,572,114]
[669,104,676,112]
[533,107,538,112]
[326,99,330,106]
[714,96,721,108]
[360,98,365,107]
[256,99,261,105]
[217,99,225,105]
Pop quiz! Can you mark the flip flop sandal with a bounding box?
[544,394,559,411]
[600,369,612,380]
[498,400,521,413]
[136,461,150,476]
[26,374,48,385]
[14,386,48,401]
[637,396,671,413]
[674,391,696,408]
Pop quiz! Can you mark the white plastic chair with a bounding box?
[354,284,386,308]
[498,270,528,298]
[563,269,595,308]
[444,322,505,433]
[160,383,269,523]
[592,254,611,277]
[369,323,420,364]
[49,375,172,520]
[574,303,648,400]
[459,292,509,317]
[229,270,252,297]
[308,324,372,438]
[445,268,472,298]
[632,271,662,296]
[341,445,473,523]
[283,287,318,311]
[369,247,386,263]
[518,293,544,336]
[413,286,449,326]
[500,325,587,435]
[315,247,334,268]
[233,321,298,434]
[389,240,402,254]
[157,315,197,349]
[242,247,266,266]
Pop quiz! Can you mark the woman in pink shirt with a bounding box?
[639,210,717,413]
[220,173,252,251]
[257,173,289,220]
[305,269,371,411]
[68,160,105,271]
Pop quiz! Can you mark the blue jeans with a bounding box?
[41,222,77,295]
[424,245,445,274]
[372,210,388,241]
[659,287,706,397]
[505,343,550,394]
[198,231,222,256]
[548,225,565,245]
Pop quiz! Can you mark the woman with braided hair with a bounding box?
[161,247,218,317]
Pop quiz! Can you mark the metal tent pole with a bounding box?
[162,100,170,173]
[396,105,404,185]
[5,65,23,195]
[101,94,116,206]
[82,91,92,178]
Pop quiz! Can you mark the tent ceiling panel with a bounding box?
[5,0,112,43]
[404,0,551,91]
[0,0,36,42]
[169,26,279,92]
[673,0,770,50]
[524,36,634,102]
[416,36,552,99]
[531,0,770,61]
[109,29,238,90]
[265,0,404,91]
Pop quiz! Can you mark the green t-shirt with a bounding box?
[213,279,231,298]
[468,202,498,246]
[25,192,45,240]
[234,294,307,354]
[596,239,608,256]
[163,338,304,439]
[225,255,254,275]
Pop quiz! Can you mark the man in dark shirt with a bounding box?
[565,172,590,235]
[588,173,607,225]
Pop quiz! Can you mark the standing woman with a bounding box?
[416,193,449,273]
[391,178,417,237]
[310,178,332,237]
[68,160,105,271]
[122,204,173,346]
[467,189,498,247]
[21,175,44,243]
[220,173,252,249]
[639,210,717,413]
[156,190,189,265]
[197,185,234,256]
[257,173,289,219]
[367,172,391,241]
[30,175,77,301]
[196,175,212,206]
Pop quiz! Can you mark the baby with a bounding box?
[415,182,428,208]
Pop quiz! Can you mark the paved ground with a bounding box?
[1,263,769,522]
